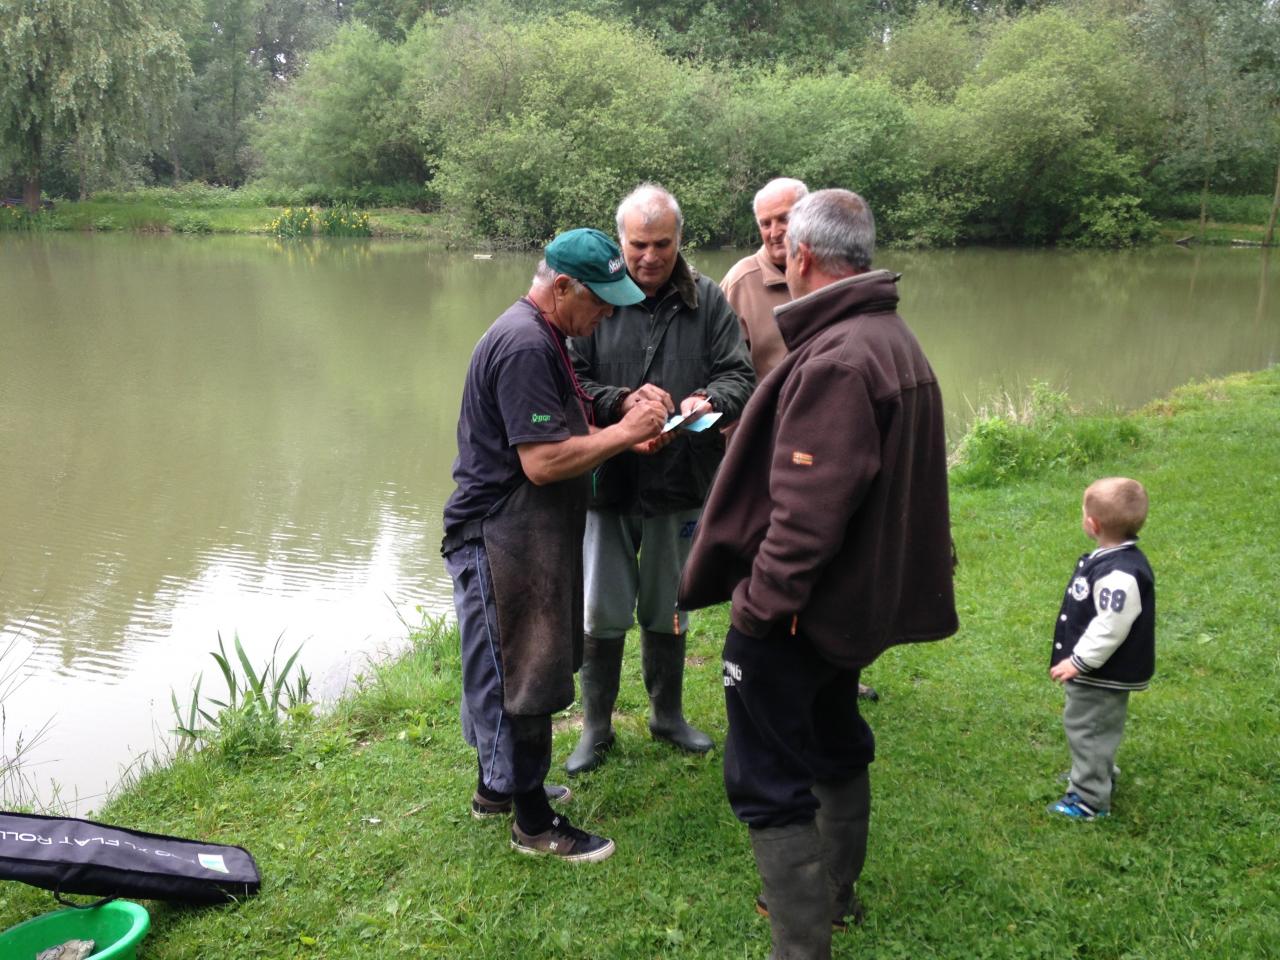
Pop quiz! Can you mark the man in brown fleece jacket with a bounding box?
[679,189,958,960]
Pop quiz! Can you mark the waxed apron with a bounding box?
[481,390,590,716]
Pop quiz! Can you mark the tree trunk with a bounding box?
[23,174,41,214]
[172,143,182,186]
[1265,155,1280,248]
[1198,173,1210,241]
[78,139,88,201]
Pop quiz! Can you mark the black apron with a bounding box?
[481,390,590,717]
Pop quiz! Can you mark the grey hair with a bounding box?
[752,178,808,216]
[615,183,683,240]
[785,189,875,274]
[532,258,587,294]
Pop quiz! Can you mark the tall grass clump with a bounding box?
[171,633,312,764]
[0,206,53,232]
[950,382,1143,487]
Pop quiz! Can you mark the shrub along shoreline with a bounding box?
[0,368,1276,957]
[2,186,1274,246]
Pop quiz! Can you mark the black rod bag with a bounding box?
[0,811,260,905]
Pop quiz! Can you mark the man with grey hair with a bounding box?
[722,176,879,703]
[720,177,807,379]
[565,182,755,775]
[680,190,957,957]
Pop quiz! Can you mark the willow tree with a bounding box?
[0,0,191,210]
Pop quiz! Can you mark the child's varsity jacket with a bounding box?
[1050,541,1155,690]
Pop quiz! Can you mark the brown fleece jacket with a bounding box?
[678,269,957,669]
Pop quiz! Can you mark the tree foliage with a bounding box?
[8,0,1279,245]
[0,0,192,208]
[252,22,425,188]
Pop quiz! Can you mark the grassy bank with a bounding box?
[2,187,443,240]
[5,187,1277,247]
[1,369,1277,958]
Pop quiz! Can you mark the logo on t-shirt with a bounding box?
[531,413,551,423]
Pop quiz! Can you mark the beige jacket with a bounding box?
[720,246,791,379]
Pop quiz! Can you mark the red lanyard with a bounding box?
[522,297,595,427]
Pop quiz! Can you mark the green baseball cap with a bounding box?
[544,228,644,306]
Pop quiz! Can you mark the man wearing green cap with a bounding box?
[442,228,668,862]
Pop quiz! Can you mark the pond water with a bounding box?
[1,233,1276,810]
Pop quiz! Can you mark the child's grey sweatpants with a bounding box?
[1064,682,1130,812]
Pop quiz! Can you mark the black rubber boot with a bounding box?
[641,630,713,754]
[749,822,832,960]
[566,635,624,775]
[814,768,870,928]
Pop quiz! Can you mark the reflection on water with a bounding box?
[0,234,1276,809]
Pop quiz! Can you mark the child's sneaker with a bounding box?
[510,814,615,863]
[1047,792,1108,821]
[470,783,572,820]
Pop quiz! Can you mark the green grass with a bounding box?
[1,369,1277,958]
[7,186,444,239]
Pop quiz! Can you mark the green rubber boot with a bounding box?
[750,821,832,959]
[641,630,713,754]
[813,768,870,928]
[565,635,624,775]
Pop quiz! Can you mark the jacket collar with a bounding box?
[753,246,788,289]
[774,269,900,352]
[648,253,699,310]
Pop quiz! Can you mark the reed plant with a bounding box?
[170,632,311,764]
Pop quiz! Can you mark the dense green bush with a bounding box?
[950,383,1144,487]
[1065,194,1159,248]
[171,211,214,234]
[410,13,726,244]
[252,23,427,191]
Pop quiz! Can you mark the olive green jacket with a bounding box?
[568,254,755,516]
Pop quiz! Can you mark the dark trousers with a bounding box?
[445,541,552,795]
[723,624,875,828]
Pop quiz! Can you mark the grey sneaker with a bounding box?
[510,815,615,863]
[470,783,572,820]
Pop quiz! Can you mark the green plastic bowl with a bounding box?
[0,900,150,959]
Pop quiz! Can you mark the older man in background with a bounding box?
[682,190,957,957]
[565,183,755,775]
[720,177,808,380]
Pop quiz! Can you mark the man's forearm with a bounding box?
[517,425,634,486]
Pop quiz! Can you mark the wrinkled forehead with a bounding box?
[621,206,680,242]
[755,187,802,220]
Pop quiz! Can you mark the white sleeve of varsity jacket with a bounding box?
[1071,569,1143,672]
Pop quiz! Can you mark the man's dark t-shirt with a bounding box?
[443,299,581,538]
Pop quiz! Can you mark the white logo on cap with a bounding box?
[608,256,624,275]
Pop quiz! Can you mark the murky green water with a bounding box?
[1,233,1276,807]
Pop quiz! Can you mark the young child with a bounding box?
[1048,477,1155,820]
